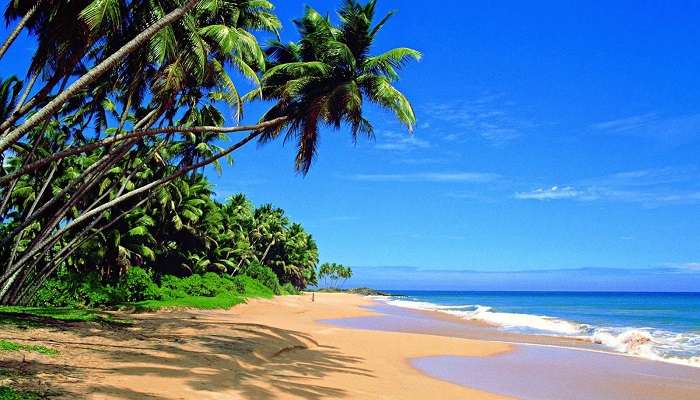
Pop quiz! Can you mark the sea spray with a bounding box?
[378,294,700,368]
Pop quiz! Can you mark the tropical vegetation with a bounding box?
[318,262,353,289]
[0,0,418,306]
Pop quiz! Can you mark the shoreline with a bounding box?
[324,296,700,400]
[365,295,700,369]
[0,293,512,399]
[2,292,699,399]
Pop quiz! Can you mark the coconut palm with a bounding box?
[251,0,421,173]
[0,0,420,304]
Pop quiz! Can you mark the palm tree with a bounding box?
[0,0,420,304]
[251,0,421,173]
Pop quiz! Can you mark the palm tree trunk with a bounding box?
[0,117,286,304]
[11,72,38,117]
[0,1,41,61]
[0,0,201,154]
[0,73,62,134]
[0,119,52,218]
[0,116,288,185]
[0,127,264,293]
[5,161,60,270]
[260,239,276,264]
[12,197,150,305]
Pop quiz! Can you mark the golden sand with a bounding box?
[1,293,511,399]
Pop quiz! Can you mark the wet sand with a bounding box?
[413,347,700,400]
[324,300,700,400]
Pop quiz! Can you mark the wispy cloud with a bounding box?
[592,112,700,143]
[445,191,497,202]
[349,172,500,183]
[392,157,450,165]
[515,186,589,201]
[374,131,431,151]
[665,262,700,271]
[421,94,533,145]
[514,167,700,206]
[324,215,360,222]
[592,113,658,133]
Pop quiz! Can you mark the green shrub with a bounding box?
[227,275,247,294]
[35,270,119,308]
[135,275,273,311]
[281,282,301,295]
[33,264,279,311]
[117,267,160,302]
[34,271,82,307]
[158,272,242,299]
[234,275,274,298]
[158,275,187,300]
[34,267,160,307]
[241,262,281,294]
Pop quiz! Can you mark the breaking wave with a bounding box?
[379,297,700,368]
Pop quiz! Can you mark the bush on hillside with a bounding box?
[159,273,244,300]
[35,269,121,307]
[281,282,301,295]
[34,264,291,310]
[118,267,160,302]
[241,262,281,294]
[36,266,160,307]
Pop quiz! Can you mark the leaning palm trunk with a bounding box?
[0,1,41,61]
[0,110,176,248]
[0,118,285,185]
[0,117,287,304]
[0,0,200,154]
[4,161,60,270]
[14,197,150,305]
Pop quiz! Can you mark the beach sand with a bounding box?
[4,293,699,399]
[0,293,511,399]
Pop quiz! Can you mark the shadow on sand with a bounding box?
[2,312,374,399]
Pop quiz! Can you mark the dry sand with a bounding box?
[0,293,512,399]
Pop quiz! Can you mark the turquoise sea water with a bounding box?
[379,291,700,366]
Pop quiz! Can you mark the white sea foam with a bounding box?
[380,297,700,368]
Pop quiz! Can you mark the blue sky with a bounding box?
[4,1,700,290]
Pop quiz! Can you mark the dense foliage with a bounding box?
[33,265,282,309]
[28,191,319,307]
[0,0,418,305]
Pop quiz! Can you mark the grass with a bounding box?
[0,387,38,400]
[0,340,58,356]
[134,275,275,311]
[238,275,275,299]
[1,275,278,320]
[134,293,246,311]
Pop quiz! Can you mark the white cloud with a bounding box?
[592,112,700,143]
[515,186,586,200]
[422,94,532,145]
[592,113,658,132]
[374,131,430,152]
[514,167,700,206]
[349,172,500,183]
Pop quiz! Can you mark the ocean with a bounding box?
[378,291,700,367]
